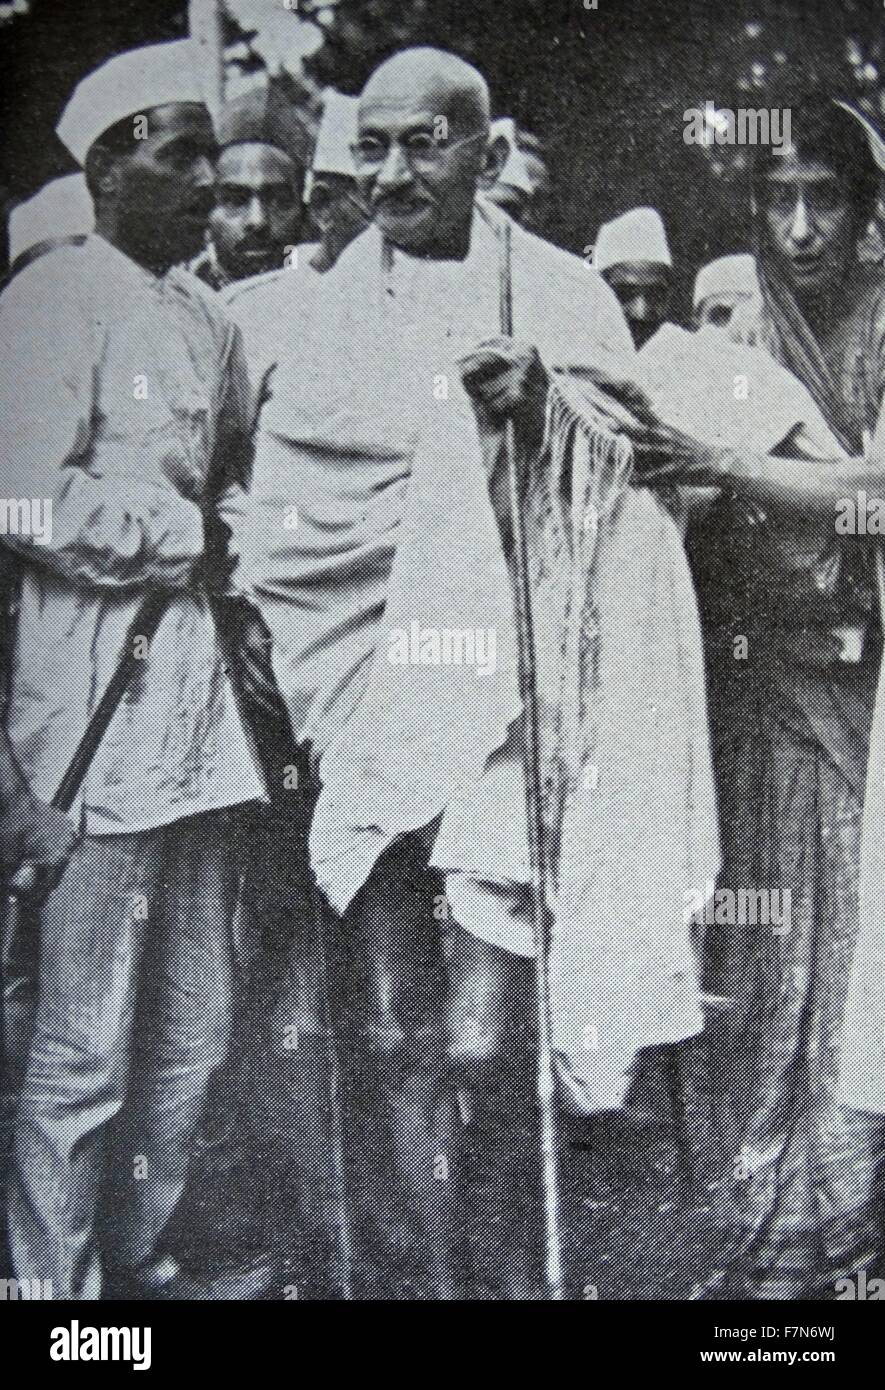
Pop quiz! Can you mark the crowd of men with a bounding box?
[2,35,885,1301]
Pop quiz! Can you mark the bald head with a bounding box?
[357,47,499,258]
[361,47,490,139]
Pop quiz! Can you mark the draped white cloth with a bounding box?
[237,206,721,1110]
[235,206,632,757]
[310,363,720,1112]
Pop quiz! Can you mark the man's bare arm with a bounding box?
[639,442,885,517]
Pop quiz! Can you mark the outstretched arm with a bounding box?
[585,365,885,517]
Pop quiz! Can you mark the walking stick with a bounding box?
[497,216,566,1300]
[306,871,354,1300]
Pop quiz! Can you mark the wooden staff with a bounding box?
[497,215,566,1299]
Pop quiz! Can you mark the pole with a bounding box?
[497,215,566,1299]
[188,0,226,128]
[307,874,354,1300]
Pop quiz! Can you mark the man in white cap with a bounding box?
[4,174,94,285]
[595,206,674,348]
[693,252,759,329]
[482,117,550,234]
[303,90,369,273]
[0,40,268,1300]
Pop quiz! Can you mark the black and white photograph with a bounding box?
[2,0,885,1341]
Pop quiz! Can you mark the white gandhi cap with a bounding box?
[8,174,94,265]
[56,40,205,167]
[693,253,759,310]
[305,90,359,200]
[594,206,672,274]
[490,117,536,196]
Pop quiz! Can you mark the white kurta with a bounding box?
[233,207,633,759]
[0,234,264,832]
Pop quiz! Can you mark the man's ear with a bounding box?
[310,194,334,236]
[478,134,509,192]
[85,144,124,200]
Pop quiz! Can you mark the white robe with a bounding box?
[233,206,633,757]
[294,211,719,1112]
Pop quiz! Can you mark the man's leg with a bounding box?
[442,880,539,1298]
[7,832,161,1299]
[245,801,344,1289]
[343,834,459,1297]
[100,811,240,1282]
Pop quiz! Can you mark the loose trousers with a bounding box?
[6,810,241,1299]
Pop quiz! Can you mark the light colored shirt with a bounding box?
[231,207,634,757]
[0,234,265,833]
[222,252,323,391]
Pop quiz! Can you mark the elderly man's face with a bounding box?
[210,143,302,279]
[355,87,487,256]
[110,103,217,269]
[603,261,672,348]
[760,147,857,300]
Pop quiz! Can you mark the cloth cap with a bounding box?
[490,116,536,196]
[595,207,672,273]
[305,91,359,201]
[57,40,205,166]
[834,100,885,176]
[8,174,94,264]
[693,253,759,309]
[217,81,311,171]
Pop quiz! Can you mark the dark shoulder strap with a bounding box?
[0,235,88,296]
